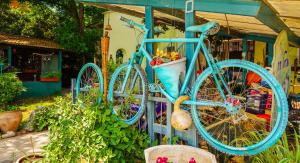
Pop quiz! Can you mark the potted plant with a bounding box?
[16,153,43,163]
[40,71,61,82]
[0,72,26,135]
[16,137,44,162]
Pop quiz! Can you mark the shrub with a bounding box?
[0,72,25,110]
[26,106,54,132]
[43,96,150,162]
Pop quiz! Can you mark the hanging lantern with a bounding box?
[101,31,110,103]
[104,13,112,31]
[12,48,17,54]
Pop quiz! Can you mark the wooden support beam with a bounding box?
[156,8,242,37]
[88,3,186,30]
[246,34,275,44]
[81,0,261,16]
[256,2,300,47]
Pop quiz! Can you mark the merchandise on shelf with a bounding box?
[245,87,272,115]
[289,94,300,110]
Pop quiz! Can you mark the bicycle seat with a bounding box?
[186,22,220,35]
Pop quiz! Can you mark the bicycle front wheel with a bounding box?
[108,63,148,125]
[76,63,103,104]
[191,60,288,155]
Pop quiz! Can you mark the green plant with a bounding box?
[0,72,26,111]
[27,106,54,131]
[43,96,150,162]
[41,71,61,78]
[250,131,300,163]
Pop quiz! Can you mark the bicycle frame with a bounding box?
[121,23,232,108]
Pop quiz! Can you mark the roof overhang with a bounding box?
[80,0,300,47]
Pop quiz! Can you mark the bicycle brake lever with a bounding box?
[124,24,134,29]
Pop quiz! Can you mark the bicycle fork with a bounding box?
[120,52,142,93]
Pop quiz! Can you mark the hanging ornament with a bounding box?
[104,13,112,31]
[171,96,192,130]
[12,48,17,54]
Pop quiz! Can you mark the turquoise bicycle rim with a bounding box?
[108,63,148,125]
[76,63,104,104]
[191,60,288,155]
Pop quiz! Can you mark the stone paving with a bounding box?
[0,131,48,163]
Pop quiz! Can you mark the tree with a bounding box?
[22,0,106,55]
[0,2,58,39]
[1,0,105,56]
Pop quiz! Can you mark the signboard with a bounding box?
[272,30,290,94]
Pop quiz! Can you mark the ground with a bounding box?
[0,131,49,163]
[0,96,57,162]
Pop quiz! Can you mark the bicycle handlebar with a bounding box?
[120,16,131,24]
[120,16,147,31]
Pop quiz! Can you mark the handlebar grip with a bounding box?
[120,16,131,24]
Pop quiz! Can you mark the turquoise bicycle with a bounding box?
[76,17,288,156]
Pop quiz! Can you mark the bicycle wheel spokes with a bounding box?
[109,64,147,123]
[194,63,279,151]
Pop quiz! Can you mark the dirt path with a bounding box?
[0,131,48,163]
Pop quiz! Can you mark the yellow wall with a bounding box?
[254,41,266,66]
[289,47,300,93]
[103,12,184,68]
[103,11,143,63]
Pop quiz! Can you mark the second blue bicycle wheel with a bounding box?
[108,63,148,125]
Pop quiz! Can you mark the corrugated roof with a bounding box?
[267,0,300,38]
[85,1,300,46]
[0,33,61,49]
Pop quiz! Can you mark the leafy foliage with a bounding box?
[0,72,26,111]
[41,71,61,78]
[1,1,105,55]
[0,2,58,39]
[26,106,54,131]
[43,96,150,162]
[21,0,105,55]
[54,18,102,54]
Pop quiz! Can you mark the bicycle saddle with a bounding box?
[186,21,220,35]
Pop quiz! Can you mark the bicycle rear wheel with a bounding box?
[191,60,288,155]
[108,63,148,125]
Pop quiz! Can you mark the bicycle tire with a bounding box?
[76,63,104,104]
[191,59,288,155]
[108,63,148,125]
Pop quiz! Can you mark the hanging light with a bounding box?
[105,13,112,31]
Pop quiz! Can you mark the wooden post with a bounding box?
[185,0,198,147]
[145,6,154,83]
[242,36,248,60]
[71,78,76,104]
[101,32,110,103]
[267,42,274,66]
[8,46,12,66]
